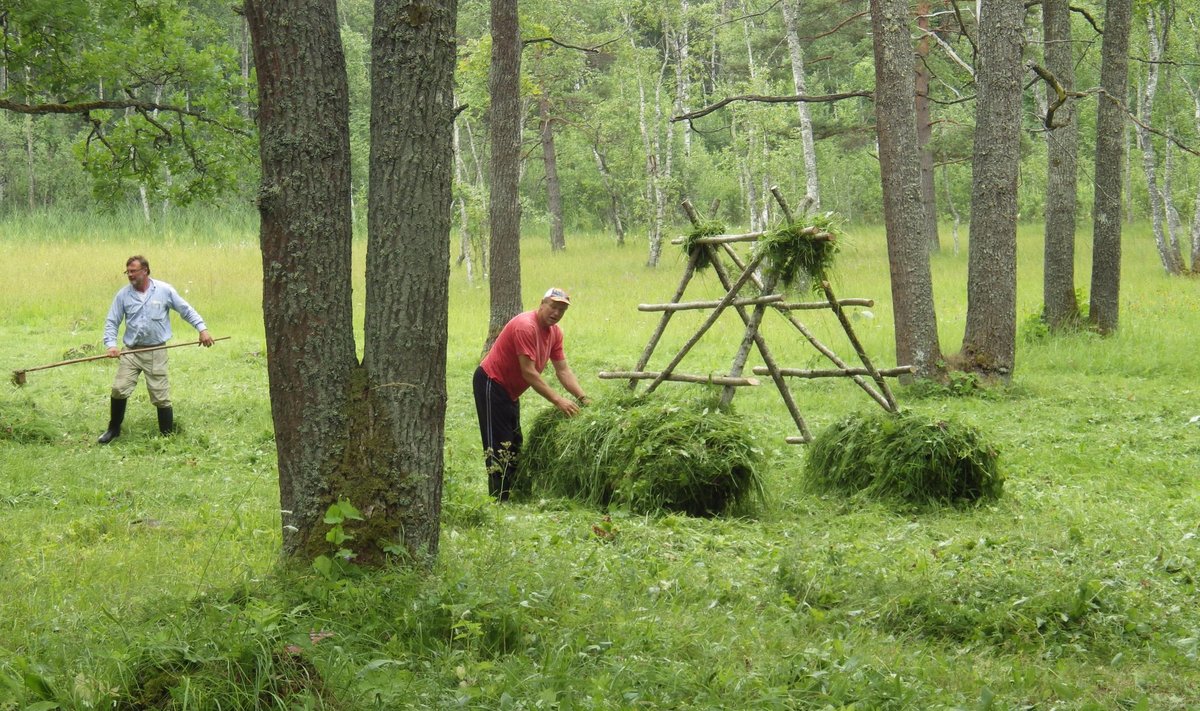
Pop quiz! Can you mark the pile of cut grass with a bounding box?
[512,393,764,516]
[804,409,1003,506]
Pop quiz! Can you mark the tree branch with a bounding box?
[0,98,252,137]
[803,11,869,41]
[917,26,975,78]
[1028,62,1086,128]
[672,91,873,122]
[523,36,600,53]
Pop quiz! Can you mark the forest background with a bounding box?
[4,0,1200,261]
[4,0,1200,708]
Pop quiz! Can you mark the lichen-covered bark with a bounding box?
[1090,0,1132,334]
[961,0,1023,379]
[869,0,941,379]
[361,0,456,564]
[1042,0,1080,330]
[246,0,455,566]
[244,0,357,557]
[486,0,524,351]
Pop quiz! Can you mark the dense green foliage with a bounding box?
[7,0,1200,242]
[513,393,764,516]
[804,409,1003,506]
[1,217,1199,707]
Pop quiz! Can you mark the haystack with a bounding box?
[512,394,763,516]
[804,410,1003,506]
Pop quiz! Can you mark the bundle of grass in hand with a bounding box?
[512,393,763,516]
[804,409,1002,506]
[753,214,841,291]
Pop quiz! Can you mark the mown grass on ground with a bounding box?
[1,210,1198,708]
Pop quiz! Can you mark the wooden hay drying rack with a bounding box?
[598,188,912,444]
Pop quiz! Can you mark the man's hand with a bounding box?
[199,330,215,347]
[555,397,581,417]
[106,346,120,358]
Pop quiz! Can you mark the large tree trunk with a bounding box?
[780,0,820,209]
[869,0,941,379]
[538,90,566,252]
[960,0,1023,380]
[1090,0,1133,334]
[361,0,454,562]
[245,0,359,559]
[246,0,455,566]
[1042,0,1080,330]
[915,0,938,251]
[486,0,524,350]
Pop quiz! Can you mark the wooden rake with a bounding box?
[11,336,230,386]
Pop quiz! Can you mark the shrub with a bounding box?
[513,393,764,516]
[804,409,1003,506]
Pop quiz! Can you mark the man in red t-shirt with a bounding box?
[474,287,591,500]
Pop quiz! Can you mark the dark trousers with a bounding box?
[473,366,521,500]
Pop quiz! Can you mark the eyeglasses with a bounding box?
[125,268,146,275]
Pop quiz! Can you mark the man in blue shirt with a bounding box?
[98,255,215,444]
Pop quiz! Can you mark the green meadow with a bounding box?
[2,211,1199,708]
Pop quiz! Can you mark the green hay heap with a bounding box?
[681,220,725,271]
[512,393,764,516]
[753,214,842,291]
[804,410,1003,506]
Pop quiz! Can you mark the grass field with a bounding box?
[1,211,1199,709]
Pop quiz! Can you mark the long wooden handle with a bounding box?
[14,336,230,374]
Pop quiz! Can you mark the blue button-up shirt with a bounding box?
[103,279,208,349]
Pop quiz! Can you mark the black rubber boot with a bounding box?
[157,406,175,436]
[98,397,127,444]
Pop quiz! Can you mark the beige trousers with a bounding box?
[110,348,171,407]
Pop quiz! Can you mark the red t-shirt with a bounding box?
[480,310,564,400]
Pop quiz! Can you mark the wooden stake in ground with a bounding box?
[11,337,230,386]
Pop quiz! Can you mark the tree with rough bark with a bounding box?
[485,0,525,351]
[1090,0,1133,335]
[245,0,456,565]
[914,0,938,252]
[1041,0,1081,330]
[869,0,942,380]
[959,0,1024,380]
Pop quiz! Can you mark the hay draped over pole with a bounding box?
[753,216,840,292]
[512,394,764,517]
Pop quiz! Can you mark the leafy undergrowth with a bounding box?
[4,505,1197,709]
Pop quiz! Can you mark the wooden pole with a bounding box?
[707,251,812,441]
[754,365,914,378]
[12,337,230,386]
[821,280,898,411]
[644,250,765,395]
[599,371,760,386]
[719,242,891,410]
[629,248,701,390]
[639,295,783,312]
